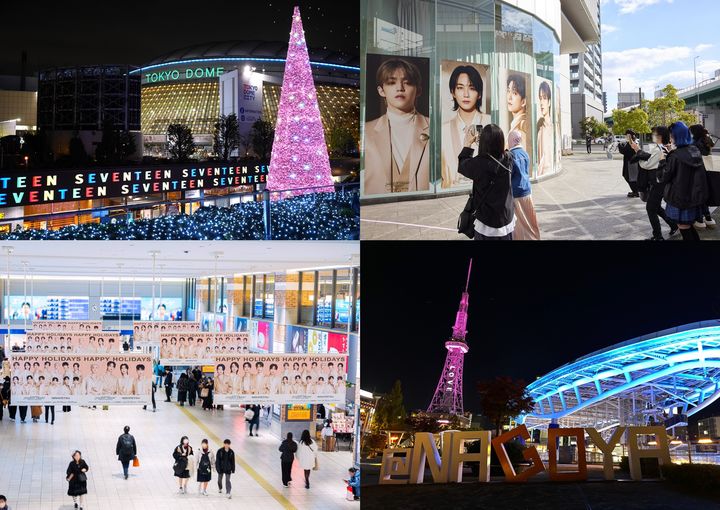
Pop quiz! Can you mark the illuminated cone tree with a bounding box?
[267,6,334,195]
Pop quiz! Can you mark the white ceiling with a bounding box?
[0,241,359,278]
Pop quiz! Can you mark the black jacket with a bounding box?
[164,372,173,387]
[215,447,236,474]
[458,148,514,229]
[279,439,298,462]
[116,433,137,462]
[663,144,709,209]
[66,459,89,496]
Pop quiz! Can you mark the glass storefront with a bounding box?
[361,0,562,199]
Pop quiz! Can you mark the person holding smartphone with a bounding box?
[619,129,641,197]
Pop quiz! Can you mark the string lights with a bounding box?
[267,6,334,195]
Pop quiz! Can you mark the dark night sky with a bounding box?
[361,242,720,415]
[0,1,358,75]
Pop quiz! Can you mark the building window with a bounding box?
[317,270,334,328]
[264,274,275,320]
[242,275,252,317]
[253,275,264,318]
[334,269,352,328]
[298,271,316,326]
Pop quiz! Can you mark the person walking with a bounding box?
[345,467,360,501]
[115,425,137,480]
[249,404,261,436]
[662,122,709,241]
[30,405,42,423]
[458,124,515,240]
[164,368,174,402]
[173,436,194,494]
[321,421,335,451]
[187,375,197,407]
[508,130,540,240]
[586,134,592,154]
[154,361,164,388]
[279,432,297,487]
[0,376,9,421]
[690,124,717,229]
[619,130,640,197]
[215,439,235,499]
[177,373,188,406]
[201,378,214,410]
[143,380,157,412]
[296,429,317,489]
[630,126,678,240]
[66,450,89,509]
[196,439,215,496]
[44,404,55,425]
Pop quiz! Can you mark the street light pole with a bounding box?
[694,56,700,115]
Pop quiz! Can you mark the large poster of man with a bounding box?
[440,61,491,189]
[25,332,122,354]
[555,85,562,173]
[214,354,347,405]
[159,333,215,365]
[536,77,555,178]
[133,321,200,346]
[10,354,152,405]
[499,69,533,172]
[363,54,431,196]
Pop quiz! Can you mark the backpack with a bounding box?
[120,435,134,455]
[199,452,211,473]
[244,408,255,421]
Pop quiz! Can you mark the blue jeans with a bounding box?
[121,459,130,477]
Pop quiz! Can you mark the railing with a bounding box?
[677,75,720,95]
[0,182,360,240]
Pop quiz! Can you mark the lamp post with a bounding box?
[694,56,700,114]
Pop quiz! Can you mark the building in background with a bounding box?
[617,91,645,109]
[137,40,359,156]
[0,52,38,137]
[568,0,604,140]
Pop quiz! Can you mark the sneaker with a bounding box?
[694,220,707,229]
[669,226,679,237]
[203,490,209,496]
[228,494,232,499]
[219,489,223,494]
[178,488,184,494]
[705,216,716,227]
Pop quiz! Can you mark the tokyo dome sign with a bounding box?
[144,66,225,84]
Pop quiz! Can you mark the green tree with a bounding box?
[328,125,357,157]
[405,413,442,434]
[612,108,651,136]
[477,376,535,437]
[579,117,610,139]
[167,123,196,161]
[373,380,407,431]
[213,113,240,160]
[251,119,275,161]
[647,84,698,128]
[95,120,136,163]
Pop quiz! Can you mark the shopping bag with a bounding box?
[346,485,355,501]
[133,456,140,468]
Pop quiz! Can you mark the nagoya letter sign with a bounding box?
[0,163,269,207]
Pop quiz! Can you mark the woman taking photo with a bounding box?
[662,122,709,241]
[66,450,89,509]
[458,124,515,240]
[295,429,318,489]
[173,436,194,494]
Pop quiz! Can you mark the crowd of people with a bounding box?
[619,122,717,241]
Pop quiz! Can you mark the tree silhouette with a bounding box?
[167,124,196,162]
[477,376,535,437]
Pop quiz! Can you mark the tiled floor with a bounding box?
[0,397,355,510]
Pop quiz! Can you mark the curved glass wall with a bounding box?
[361,0,562,199]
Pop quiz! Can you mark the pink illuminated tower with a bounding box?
[427,259,472,416]
[267,6,334,195]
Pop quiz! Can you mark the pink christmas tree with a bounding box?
[267,6,335,195]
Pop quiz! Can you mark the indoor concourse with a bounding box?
[0,398,352,509]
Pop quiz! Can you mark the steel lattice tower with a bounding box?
[427,260,472,415]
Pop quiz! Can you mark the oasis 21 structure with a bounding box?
[427,260,472,418]
[523,320,720,440]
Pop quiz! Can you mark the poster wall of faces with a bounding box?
[132,321,201,345]
[10,354,152,405]
[363,53,431,196]
[25,332,122,354]
[31,320,105,331]
[159,332,250,365]
[440,61,492,190]
[213,354,348,405]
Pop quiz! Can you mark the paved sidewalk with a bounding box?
[361,153,720,241]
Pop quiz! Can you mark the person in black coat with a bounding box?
[173,436,194,494]
[0,376,9,421]
[215,439,236,498]
[115,425,137,479]
[586,135,593,154]
[164,369,174,402]
[187,376,197,407]
[458,124,515,240]
[177,373,188,406]
[619,129,640,197]
[249,404,261,436]
[690,123,717,227]
[279,432,298,487]
[66,450,89,509]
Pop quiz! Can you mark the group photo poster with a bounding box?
[10,354,152,405]
[30,320,105,331]
[213,354,348,405]
[24,332,122,354]
[133,321,200,345]
[498,68,533,173]
[363,53,431,195]
[440,60,491,190]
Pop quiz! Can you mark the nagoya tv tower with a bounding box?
[427,259,472,416]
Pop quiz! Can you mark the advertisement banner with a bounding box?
[499,69,533,171]
[30,320,105,331]
[308,329,328,353]
[440,60,491,190]
[132,321,200,346]
[286,404,313,421]
[213,333,251,355]
[363,54,431,196]
[9,354,152,405]
[536,77,556,178]
[327,332,348,354]
[24,332,122,354]
[286,325,308,353]
[5,296,90,321]
[250,320,270,352]
[159,332,215,366]
[213,354,347,405]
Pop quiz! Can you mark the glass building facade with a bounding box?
[361,0,564,199]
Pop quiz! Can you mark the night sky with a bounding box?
[0,1,358,75]
[361,242,720,416]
